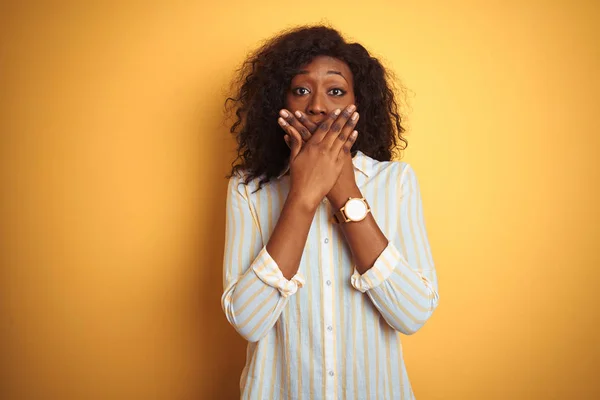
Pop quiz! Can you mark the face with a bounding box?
[285,55,356,126]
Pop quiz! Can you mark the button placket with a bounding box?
[320,205,335,398]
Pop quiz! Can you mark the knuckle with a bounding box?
[319,122,330,131]
[341,110,352,119]
[338,133,347,141]
[300,127,309,137]
[331,123,342,132]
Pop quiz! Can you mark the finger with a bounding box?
[323,104,357,149]
[330,111,359,155]
[279,109,311,142]
[284,135,291,149]
[338,130,359,158]
[293,110,318,134]
[288,130,302,161]
[309,108,341,144]
[278,117,302,160]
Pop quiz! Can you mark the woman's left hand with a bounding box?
[279,108,359,202]
[278,109,319,141]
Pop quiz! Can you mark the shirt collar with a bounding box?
[276,150,373,180]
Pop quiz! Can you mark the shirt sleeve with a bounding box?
[220,172,304,342]
[350,164,440,335]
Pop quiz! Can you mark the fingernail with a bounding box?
[294,110,302,118]
[278,117,287,126]
[351,130,358,138]
[348,104,356,112]
[280,110,288,118]
[352,112,359,121]
[334,109,341,116]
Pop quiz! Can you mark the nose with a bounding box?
[306,92,327,116]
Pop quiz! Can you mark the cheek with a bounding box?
[284,93,299,110]
[347,92,356,105]
[335,94,356,109]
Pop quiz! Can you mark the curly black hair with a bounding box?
[224,24,408,192]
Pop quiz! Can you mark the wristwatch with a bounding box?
[333,197,371,224]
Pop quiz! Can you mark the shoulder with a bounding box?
[227,169,258,197]
[227,169,272,199]
[370,156,415,182]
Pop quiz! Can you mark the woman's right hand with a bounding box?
[278,106,359,211]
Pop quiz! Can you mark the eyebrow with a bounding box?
[296,69,348,83]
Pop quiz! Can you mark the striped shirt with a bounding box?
[221,150,440,400]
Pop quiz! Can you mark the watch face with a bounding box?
[345,198,368,221]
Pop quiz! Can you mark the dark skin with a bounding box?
[265,55,388,279]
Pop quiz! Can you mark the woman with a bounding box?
[221,24,439,400]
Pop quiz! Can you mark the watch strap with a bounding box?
[333,208,348,224]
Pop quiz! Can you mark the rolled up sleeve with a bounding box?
[220,173,303,342]
[351,164,440,335]
[252,246,305,298]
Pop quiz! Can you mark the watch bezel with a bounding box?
[343,198,369,222]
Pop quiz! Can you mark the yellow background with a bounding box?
[1,1,598,399]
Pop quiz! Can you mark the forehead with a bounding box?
[294,55,353,81]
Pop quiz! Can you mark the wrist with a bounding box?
[327,183,361,210]
[286,191,319,215]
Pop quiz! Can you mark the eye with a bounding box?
[292,87,310,96]
[329,88,346,96]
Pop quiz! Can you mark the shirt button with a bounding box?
[324,238,329,244]
[326,280,331,286]
[329,371,334,377]
[327,326,333,332]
